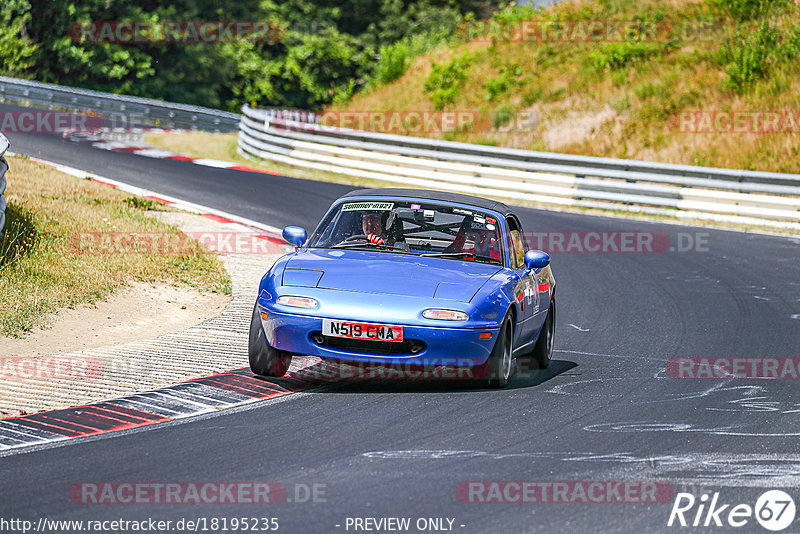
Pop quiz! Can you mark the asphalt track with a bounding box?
[2,110,800,532]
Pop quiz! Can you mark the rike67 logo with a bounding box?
[668,490,796,531]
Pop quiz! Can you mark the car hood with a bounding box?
[283,249,502,302]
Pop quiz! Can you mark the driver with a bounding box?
[361,211,388,245]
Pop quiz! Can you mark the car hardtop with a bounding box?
[339,188,519,223]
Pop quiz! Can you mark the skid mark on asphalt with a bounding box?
[584,421,800,437]
[568,324,591,332]
[360,450,800,486]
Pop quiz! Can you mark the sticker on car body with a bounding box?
[341,202,395,211]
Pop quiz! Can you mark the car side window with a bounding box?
[506,218,525,269]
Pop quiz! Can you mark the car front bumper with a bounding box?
[258,307,500,367]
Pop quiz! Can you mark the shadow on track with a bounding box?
[255,358,577,394]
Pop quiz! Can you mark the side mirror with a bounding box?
[282,226,307,247]
[524,250,550,270]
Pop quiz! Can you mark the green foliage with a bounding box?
[368,0,463,46]
[0,202,37,270]
[375,41,408,85]
[423,53,473,110]
[122,196,158,211]
[544,87,566,103]
[1,0,502,111]
[522,86,545,105]
[588,42,662,71]
[490,3,544,24]
[718,19,777,91]
[776,25,800,62]
[633,82,656,100]
[484,62,522,101]
[0,7,37,76]
[706,0,790,21]
[491,105,515,128]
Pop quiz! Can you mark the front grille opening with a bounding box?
[311,332,426,356]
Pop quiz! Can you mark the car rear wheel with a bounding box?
[531,297,556,369]
[249,302,292,377]
[476,313,513,388]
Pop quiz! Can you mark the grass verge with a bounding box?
[0,155,231,338]
[145,131,413,190]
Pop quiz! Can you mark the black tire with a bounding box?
[531,297,556,369]
[475,313,514,388]
[248,302,292,377]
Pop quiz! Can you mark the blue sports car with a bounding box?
[249,188,556,387]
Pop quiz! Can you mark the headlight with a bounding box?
[277,296,319,309]
[422,309,468,321]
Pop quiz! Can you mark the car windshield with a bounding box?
[307,200,505,265]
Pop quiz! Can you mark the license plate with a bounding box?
[322,319,404,342]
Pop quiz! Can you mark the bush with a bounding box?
[423,53,473,110]
[719,19,777,91]
[375,41,409,84]
[484,63,523,101]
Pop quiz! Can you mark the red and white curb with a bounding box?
[62,129,276,175]
[0,360,346,454]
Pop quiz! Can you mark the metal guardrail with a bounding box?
[0,76,241,131]
[0,133,8,236]
[238,105,800,229]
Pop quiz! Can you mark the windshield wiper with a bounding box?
[421,251,501,265]
[330,242,418,255]
[332,241,391,250]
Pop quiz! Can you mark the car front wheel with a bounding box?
[475,313,513,388]
[248,302,292,377]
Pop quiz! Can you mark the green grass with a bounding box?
[0,156,230,337]
[325,0,800,174]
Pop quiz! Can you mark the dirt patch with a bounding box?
[542,105,618,151]
[0,281,230,358]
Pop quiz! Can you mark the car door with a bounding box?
[506,216,540,346]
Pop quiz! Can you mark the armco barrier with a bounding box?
[0,76,240,131]
[238,105,800,229]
